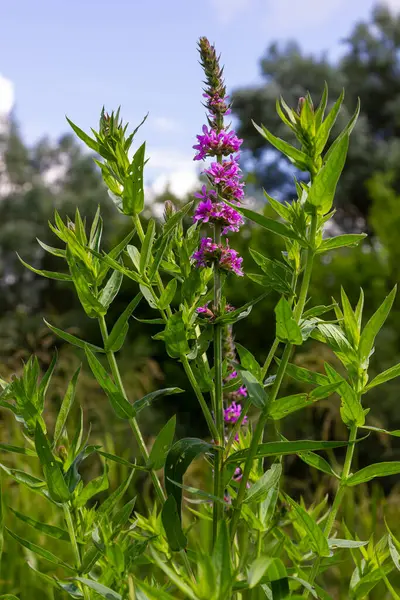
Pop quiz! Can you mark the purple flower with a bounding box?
[237,386,247,398]
[224,401,242,423]
[196,303,210,314]
[194,185,217,202]
[193,126,243,161]
[193,200,244,234]
[219,243,244,276]
[192,237,244,276]
[204,157,245,202]
[227,370,238,381]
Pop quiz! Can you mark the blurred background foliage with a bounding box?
[1,5,400,597]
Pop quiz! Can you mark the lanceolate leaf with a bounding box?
[76,578,122,600]
[346,462,400,486]
[6,527,72,568]
[358,286,397,365]
[241,370,268,409]
[132,387,183,417]
[275,298,303,345]
[253,120,309,169]
[306,135,349,214]
[365,362,400,391]
[164,438,213,512]
[161,495,187,551]
[147,415,176,470]
[105,292,142,352]
[286,495,330,557]
[226,440,348,464]
[224,201,307,245]
[53,365,81,446]
[158,278,177,310]
[44,320,105,353]
[84,346,134,419]
[244,464,282,504]
[9,507,70,541]
[17,254,72,281]
[34,422,71,503]
[317,234,366,253]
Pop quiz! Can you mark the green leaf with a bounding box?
[105,292,142,352]
[214,292,269,325]
[226,440,348,464]
[236,344,262,381]
[149,549,199,600]
[360,425,400,437]
[68,254,107,318]
[359,286,397,365]
[241,370,268,409]
[253,120,309,169]
[99,270,123,309]
[140,219,156,275]
[0,475,3,565]
[346,462,400,486]
[282,361,329,386]
[244,464,282,504]
[6,527,72,568]
[248,556,288,589]
[66,117,100,153]
[134,580,177,600]
[44,319,105,353]
[164,313,190,358]
[158,278,177,310]
[75,464,109,508]
[0,463,46,491]
[76,578,122,600]
[147,415,176,470]
[328,538,368,549]
[275,297,303,344]
[97,471,134,519]
[34,422,71,503]
[225,202,307,245]
[269,393,311,419]
[36,238,66,258]
[309,381,341,400]
[163,200,195,237]
[303,304,336,318]
[264,189,291,220]
[315,90,344,155]
[317,234,366,253]
[9,507,70,541]
[286,495,330,557]
[0,443,36,457]
[298,452,339,478]
[17,254,72,281]
[165,438,213,512]
[340,287,359,347]
[324,98,360,164]
[324,363,365,427]
[213,521,232,599]
[53,366,81,446]
[365,362,400,391]
[148,233,171,281]
[306,135,349,214]
[84,346,134,419]
[132,387,183,417]
[123,142,145,216]
[161,495,187,551]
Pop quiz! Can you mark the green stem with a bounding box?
[63,504,81,569]
[230,211,318,540]
[303,423,358,596]
[181,354,219,442]
[98,315,165,504]
[260,338,280,381]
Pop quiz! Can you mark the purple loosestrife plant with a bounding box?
[3,37,400,600]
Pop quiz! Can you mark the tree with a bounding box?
[232,5,400,231]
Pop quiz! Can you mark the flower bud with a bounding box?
[164,200,176,221]
[297,97,306,114]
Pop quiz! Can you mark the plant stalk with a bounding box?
[303,423,358,596]
[98,315,166,504]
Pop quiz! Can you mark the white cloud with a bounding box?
[145,147,200,199]
[151,116,180,133]
[0,74,14,117]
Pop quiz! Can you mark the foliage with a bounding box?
[1,31,400,600]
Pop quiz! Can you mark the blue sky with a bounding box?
[1,0,398,195]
